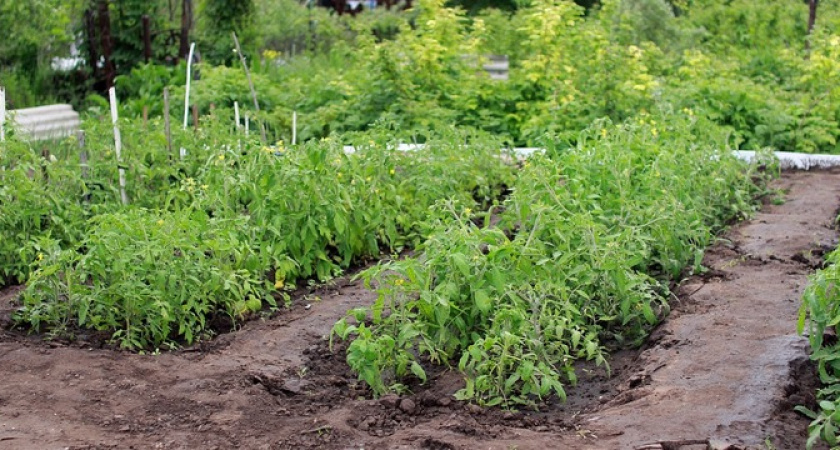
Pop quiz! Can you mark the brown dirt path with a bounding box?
[0,170,838,450]
[579,170,840,449]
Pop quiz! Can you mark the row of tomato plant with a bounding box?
[332,110,767,407]
[799,241,840,448]
[1,116,515,349]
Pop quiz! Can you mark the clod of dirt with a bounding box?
[398,398,416,414]
[379,394,400,408]
[279,377,310,395]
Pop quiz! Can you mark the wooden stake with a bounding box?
[181,41,195,159]
[234,101,241,151]
[41,147,50,181]
[78,130,91,203]
[292,111,297,145]
[192,104,199,131]
[109,87,128,205]
[245,115,250,135]
[78,131,88,179]
[164,88,173,158]
[234,101,240,131]
[0,87,5,142]
[142,105,149,129]
[232,32,267,143]
[183,42,195,128]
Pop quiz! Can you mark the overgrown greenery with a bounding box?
[799,239,840,449]
[4,118,514,349]
[332,111,765,406]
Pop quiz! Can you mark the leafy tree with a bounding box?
[0,0,77,72]
[197,0,256,64]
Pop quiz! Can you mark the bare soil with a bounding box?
[1,170,839,450]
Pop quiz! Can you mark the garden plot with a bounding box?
[0,169,836,450]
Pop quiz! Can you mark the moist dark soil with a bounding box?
[1,169,839,450]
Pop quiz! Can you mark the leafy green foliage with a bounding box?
[333,112,764,406]
[0,139,88,286]
[4,114,514,349]
[197,0,256,64]
[799,241,840,449]
[19,209,267,349]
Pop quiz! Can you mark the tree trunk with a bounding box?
[806,0,819,52]
[97,0,116,89]
[84,8,100,81]
[808,0,819,34]
[142,15,152,63]
[179,0,192,61]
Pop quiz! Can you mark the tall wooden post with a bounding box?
[164,88,173,158]
[79,131,91,203]
[109,87,128,205]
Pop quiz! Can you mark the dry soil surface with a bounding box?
[1,170,839,450]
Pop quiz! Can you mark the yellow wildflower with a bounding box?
[274,279,284,290]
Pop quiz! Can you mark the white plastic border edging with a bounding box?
[733,150,840,170]
[340,145,840,170]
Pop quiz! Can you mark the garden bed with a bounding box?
[0,169,837,449]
